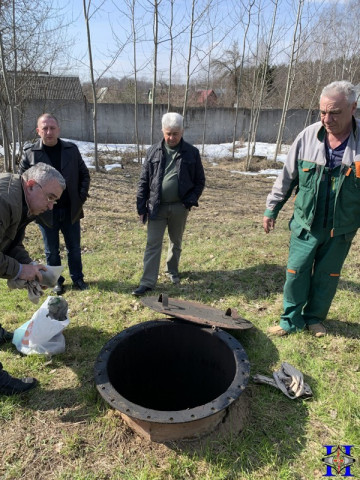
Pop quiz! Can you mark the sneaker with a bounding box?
[0,324,13,345]
[0,363,37,396]
[72,279,89,291]
[307,323,326,337]
[267,325,289,336]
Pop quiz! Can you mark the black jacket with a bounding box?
[136,139,205,219]
[19,139,90,225]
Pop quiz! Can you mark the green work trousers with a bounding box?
[280,224,356,333]
[140,202,189,288]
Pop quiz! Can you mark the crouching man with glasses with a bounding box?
[0,162,65,395]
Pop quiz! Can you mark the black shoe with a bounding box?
[0,363,37,396]
[72,279,89,291]
[132,285,153,296]
[0,324,13,345]
[53,282,65,295]
[167,273,180,284]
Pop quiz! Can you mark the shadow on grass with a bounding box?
[167,327,312,478]
[324,319,360,339]
[175,263,285,301]
[18,325,112,422]
[88,263,286,300]
[339,278,360,293]
[92,266,360,305]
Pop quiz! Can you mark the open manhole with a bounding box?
[94,297,252,442]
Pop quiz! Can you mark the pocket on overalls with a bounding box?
[283,267,308,305]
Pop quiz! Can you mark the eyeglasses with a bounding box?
[37,183,58,205]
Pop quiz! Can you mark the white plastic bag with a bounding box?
[12,296,70,355]
[39,265,64,288]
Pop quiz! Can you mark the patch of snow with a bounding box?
[105,163,123,171]
[1,138,288,176]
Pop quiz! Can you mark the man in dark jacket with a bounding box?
[133,112,205,296]
[19,113,90,294]
[0,162,65,395]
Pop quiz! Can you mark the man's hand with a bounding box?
[18,264,47,282]
[139,213,147,225]
[263,216,276,233]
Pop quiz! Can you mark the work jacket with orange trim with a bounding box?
[264,117,360,237]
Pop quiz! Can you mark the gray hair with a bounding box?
[22,162,66,190]
[162,112,184,130]
[320,81,357,104]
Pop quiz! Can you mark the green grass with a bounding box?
[0,159,359,479]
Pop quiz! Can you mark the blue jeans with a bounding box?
[38,208,84,283]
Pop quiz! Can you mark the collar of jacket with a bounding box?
[32,138,75,150]
[317,116,358,142]
[161,137,184,151]
[31,138,60,150]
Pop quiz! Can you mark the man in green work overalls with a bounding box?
[263,81,360,337]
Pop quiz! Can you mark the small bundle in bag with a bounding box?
[12,296,70,355]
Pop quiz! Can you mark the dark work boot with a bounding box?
[72,279,89,291]
[0,363,38,396]
[0,324,13,345]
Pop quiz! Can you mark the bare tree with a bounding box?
[274,0,304,161]
[83,0,103,172]
[182,0,196,118]
[0,29,16,171]
[130,0,141,160]
[231,0,255,160]
[212,42,243,107]
[181,0,214,119]
[146,0,160,143]
[167,0,174,111]
[0,0,72,171]
[246,0,278,168]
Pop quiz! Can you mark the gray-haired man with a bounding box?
[0,162,65,395]
[133,112,205,296]
[263,81,360,338]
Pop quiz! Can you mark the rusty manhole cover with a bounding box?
[141,294,253,330]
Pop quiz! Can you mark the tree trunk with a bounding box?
[130,0,141,161]
[231,0,254,160]
[247,0,278,169]
[150,0,159,144]
[274,0,304,162]
[0,31,16,172]
[167,0,174,112]
[0,118,10,172]
[83,0,99,172]
[182,0,195,120]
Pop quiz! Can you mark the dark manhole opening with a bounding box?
[108,322,235,411]
[95,319,250,441]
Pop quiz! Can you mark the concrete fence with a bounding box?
[4,98,324,145]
